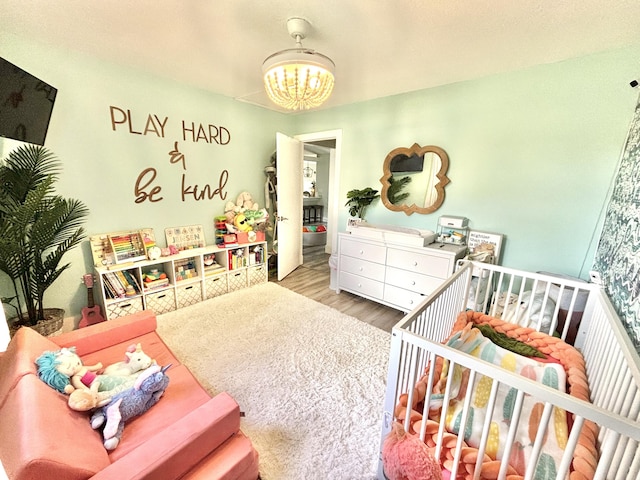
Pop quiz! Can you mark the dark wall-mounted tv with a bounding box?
[0,57,57,145]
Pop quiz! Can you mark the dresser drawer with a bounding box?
[385,266,443,294]
[338,271,384,300]
[339,255,386,282]
[340,237,386,264]
[383,284,428,311]
[387,248,451,278]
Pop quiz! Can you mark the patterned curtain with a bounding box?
[592,95,640,350]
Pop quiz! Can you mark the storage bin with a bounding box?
[205,274,228,299]
[227,270,247,292]
[176,282,203,308]
[248,265,268,286]
[144,289,176,314]
[105,297,144,319]
[303,224,327,247]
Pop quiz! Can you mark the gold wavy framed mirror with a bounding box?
[380,143,450,215]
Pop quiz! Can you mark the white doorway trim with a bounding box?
[295,129,342,255]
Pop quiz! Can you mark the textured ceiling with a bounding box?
[3,0,640,112]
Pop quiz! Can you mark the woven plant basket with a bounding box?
[9,308,65,338]
[394,310,598,480]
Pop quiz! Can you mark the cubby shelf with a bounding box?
[95,241,267,320]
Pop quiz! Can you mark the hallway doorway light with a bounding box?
[262,17,335,111]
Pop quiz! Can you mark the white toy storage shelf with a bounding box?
[93,241,267,320]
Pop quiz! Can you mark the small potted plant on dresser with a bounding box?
[0,144,89,336]
[345,187,380,220]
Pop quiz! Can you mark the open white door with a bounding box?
[276,132,303,280]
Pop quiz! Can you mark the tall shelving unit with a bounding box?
[94,241,267,320]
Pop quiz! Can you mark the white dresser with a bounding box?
[336,232,467,312]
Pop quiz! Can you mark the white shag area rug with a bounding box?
[156,282,391,480]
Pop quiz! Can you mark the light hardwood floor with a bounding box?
[271,246,405,332]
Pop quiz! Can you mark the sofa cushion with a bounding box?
[181,431,260,480]
[107,363,213,461]
[0,374,110,480]
[0,327,60,410]
[53,310,157,356]
[88,392,248,480]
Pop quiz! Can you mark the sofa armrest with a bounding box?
[88,392,241,480]
[53,311,157,356]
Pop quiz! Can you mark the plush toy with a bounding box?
[90,364,171,450]
[36,344,153,395]
[67,344,155,411]
[236,191,258,211]
[243,208,268,228]
[224,191,265,233]
[234,213,252,232]
[382,422,442,480]
[103,343,154,376]
[36,347,103,394]
[68,375,139,411]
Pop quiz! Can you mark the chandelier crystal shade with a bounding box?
[262,17,335,111]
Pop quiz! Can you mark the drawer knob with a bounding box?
[357,283,362,287]
[411,281,416,286]
[413,261,418,266]
[359,267,363,271]
[359,250,364,255]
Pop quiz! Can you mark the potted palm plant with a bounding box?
[345,187,380,220]
[0,144,89,334]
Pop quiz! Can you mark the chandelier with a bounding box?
[262,17,335,111]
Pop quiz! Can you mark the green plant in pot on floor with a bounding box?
[0,144,89,334]
[345,187,380,220]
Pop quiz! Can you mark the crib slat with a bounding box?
[450,369,478,479]
[472,378,500,480]
[523,401,553,480]
[434,359,459,464]
[500,389,526,479]
[556,415,583,480]
[627,444,640,480]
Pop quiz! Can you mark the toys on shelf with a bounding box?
[164,224,206,251]
[174,258,199,282]
[214,216,227,245]
[223,191,269,235]
[142,268,169,291]
[203,254,225,276]
[92,221,269,320]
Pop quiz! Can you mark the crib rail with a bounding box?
[379,261,640,480]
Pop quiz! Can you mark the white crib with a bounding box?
[379,260,640,480]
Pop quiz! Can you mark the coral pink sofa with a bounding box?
[0,310,259,480]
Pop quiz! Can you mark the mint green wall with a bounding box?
[0,33,292,323]
[297,44,640,277]
[2,30,640,325]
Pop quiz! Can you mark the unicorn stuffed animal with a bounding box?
[102,343,153,377]
[91,364,171,450]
